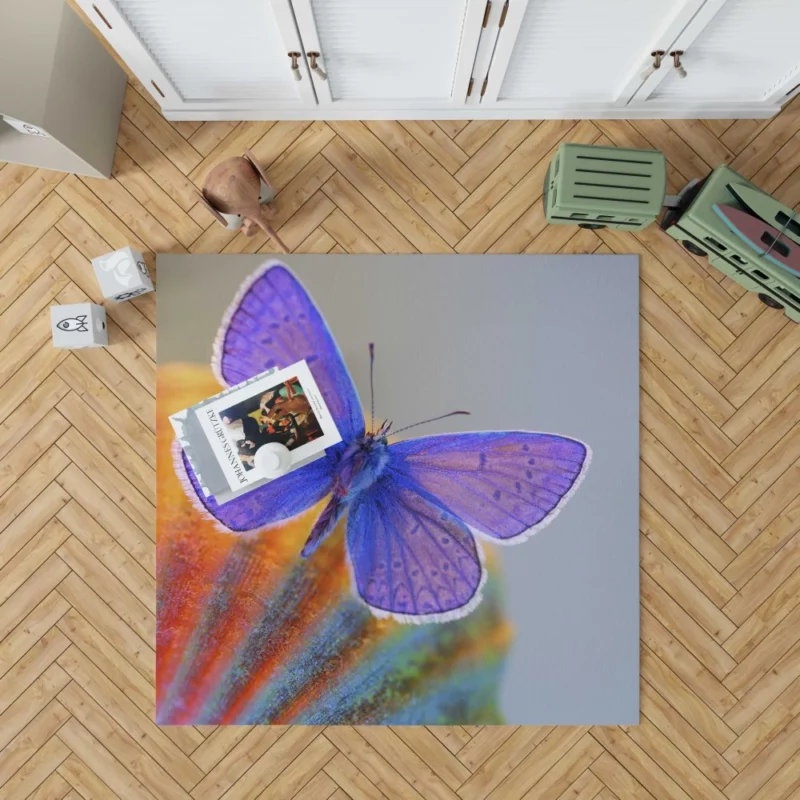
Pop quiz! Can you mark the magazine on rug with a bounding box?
[170,360,341,504]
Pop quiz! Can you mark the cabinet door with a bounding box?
[290,0,486,108]
[480,0,707,109]
[75,0,316,111]
[633,0,800,109]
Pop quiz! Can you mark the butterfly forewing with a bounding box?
[388,432,590,542]
[213,263,365,443]
[179,262,367,532]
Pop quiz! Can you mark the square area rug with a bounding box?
[156,254,639,725]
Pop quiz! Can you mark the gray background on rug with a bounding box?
[158,254,640,724]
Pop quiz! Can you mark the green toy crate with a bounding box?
[660,165,800,323]
[544,143,667,231]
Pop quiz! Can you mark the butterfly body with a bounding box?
[179,262,591,624]
[300,433,390,557]
[335,434,391,499]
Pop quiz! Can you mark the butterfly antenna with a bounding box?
[368,342,375,433]
[392,410,470,436]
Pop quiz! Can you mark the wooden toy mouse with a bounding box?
[197,149,288,252]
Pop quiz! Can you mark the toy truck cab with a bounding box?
[660,165,800,322]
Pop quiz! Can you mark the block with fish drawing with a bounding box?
[50,303,107,349]
[92,246,154,302]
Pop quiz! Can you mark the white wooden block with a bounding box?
[51,303,107,348]
[91,246,154,301]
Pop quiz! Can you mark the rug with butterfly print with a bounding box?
[156,255,640,725]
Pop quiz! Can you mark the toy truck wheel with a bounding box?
[578,223,606,230]
[758,293,785,310]
[682,240,707,257]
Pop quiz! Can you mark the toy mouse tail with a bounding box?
[254,214,289,253]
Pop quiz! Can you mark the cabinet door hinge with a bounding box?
[499,0,509,27]
[467,77,475,97]
[482,0,492,27]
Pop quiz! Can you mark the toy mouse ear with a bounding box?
[197,190,229,227]
[243,149,274,193]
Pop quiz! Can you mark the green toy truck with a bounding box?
[659,165,800,323]
[544,143,800,322]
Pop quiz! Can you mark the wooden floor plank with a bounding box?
[111,148,202,249]
[641,574,738,682]
[122,85,201,176]
[56,718,157,800]
[453,121,537,193]
[0,590,70,682]
[56,432,155,542]
[399,121,469,175]
[56,681,194,800]
[56,608,155,719]
[723,529,800,624]
[57,754,121,799]
[323,132,459,250]
[455,120,579,231]
[0,733,70,800]
[363,121,469,210]
[640,681,737,790]
[0,697,71,788]
[55,392,155,503]
[0,628,70,717]
[0,669,70,752]
[116,116,200,212]
[56,535,154,642]
[323,727,427,800]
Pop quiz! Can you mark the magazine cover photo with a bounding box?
[194,359,342,493]
[219,375,324,471]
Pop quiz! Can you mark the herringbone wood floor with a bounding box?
[2,71,800,800]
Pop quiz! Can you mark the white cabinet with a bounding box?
[81,0,316,111]
[479,0,707,108]
[76,0,800,120]
[290,0,485,108]
[631,0,800,110]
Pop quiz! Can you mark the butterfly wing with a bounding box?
[388,431,590,544]
[176,261,363,532]
[212,260,365,443]
[175,443,340,533]
[346,475,485,624]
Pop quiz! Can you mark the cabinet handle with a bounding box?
[307,52,328,81]
[670,50,687,79]
[641,50,665,80]
[288,52,302,81]
[92,4,113,29]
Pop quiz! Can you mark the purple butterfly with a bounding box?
[174,262,591,623]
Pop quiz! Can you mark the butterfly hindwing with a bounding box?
[213,261,365,444]
[388,431,590,543]
[176,444,341,533]
[347,473,485,623]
